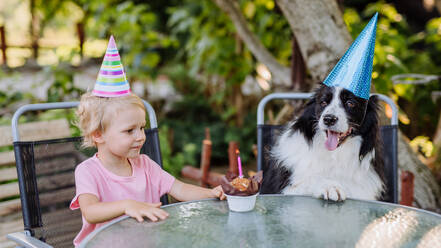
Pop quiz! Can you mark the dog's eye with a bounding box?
[320,101,327,107]
[346,100,355,108]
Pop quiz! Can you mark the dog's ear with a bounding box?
[359,95,380,135]
[303,96,317,117]
[359,95,383,160]
[290,96,317,144]
[359,95,385,187]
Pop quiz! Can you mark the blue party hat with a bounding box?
[323,13,378,99]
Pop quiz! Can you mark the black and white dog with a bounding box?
[261,84,385,201]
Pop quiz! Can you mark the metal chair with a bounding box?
[257,93,398,203]
[7,99,167,248]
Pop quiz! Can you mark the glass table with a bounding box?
[80,195,441,248]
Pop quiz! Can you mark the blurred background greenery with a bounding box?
[0,0,440,180]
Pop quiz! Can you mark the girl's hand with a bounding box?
[211,185,226,200]
[123,200,169,222]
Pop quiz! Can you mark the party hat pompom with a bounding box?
[93,35,131,97]
[323,13,378,99]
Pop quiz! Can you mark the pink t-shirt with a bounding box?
[70,153,175,247]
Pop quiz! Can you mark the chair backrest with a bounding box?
[11,100,167,247]
[257,93,398,203]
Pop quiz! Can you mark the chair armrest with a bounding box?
[6,232,53,248]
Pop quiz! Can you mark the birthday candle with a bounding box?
[236,149,243,178]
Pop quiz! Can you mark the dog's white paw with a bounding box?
[313,185,346,201]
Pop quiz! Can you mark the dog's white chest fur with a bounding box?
[272,128,383,201]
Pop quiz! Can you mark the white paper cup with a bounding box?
[225,193,258,212]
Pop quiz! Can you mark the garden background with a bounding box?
[1,0,441,209]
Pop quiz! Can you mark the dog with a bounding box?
[260,84,385,201]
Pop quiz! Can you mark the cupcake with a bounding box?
[221,171,263,212]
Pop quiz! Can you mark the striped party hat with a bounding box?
[93,35,131,97]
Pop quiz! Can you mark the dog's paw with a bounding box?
[313,185,346,201]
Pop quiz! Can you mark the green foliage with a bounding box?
[33,0,74,31]
[164,1,290,166]
[425,17,441,65]
[160,94,226,162]
[158,125,196,177]
[0,74,36,126]
[168,0,251,85]
[410,136,434,158]
[344,3,441,138]
[345,4,425,90]
[160,64,257,165]
[46,64,84,102]
[241,0,291,64]
[79,0,178,79]
[161,105,257,166]
[0,91,25,110]
[4,0,440,170]
[168,0,290,85]
[43,64,84,135]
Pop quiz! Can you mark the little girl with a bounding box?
[70,36,225,247]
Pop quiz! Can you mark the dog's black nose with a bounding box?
[323,114,338,126]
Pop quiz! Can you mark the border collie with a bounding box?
[261,84,385,201]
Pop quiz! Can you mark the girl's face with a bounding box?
[99,105,146,159]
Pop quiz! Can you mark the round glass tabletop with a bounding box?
[80,195,441,248]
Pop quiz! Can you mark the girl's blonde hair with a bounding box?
[76,92,146,148]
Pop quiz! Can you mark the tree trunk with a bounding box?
[434,112,441,147]
[291,36,307,91]
[213,0,291,87]
[30,0,39,60]
[437,0,441,15]
[276,0,352,82]
[213,0,441,210]
[399,133,441,211]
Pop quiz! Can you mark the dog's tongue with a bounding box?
[325,130,339,151]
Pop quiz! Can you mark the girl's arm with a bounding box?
[169,179,226,202]
[78,193,168,224]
